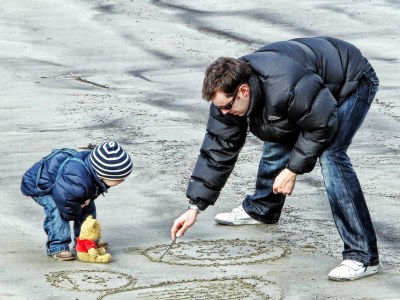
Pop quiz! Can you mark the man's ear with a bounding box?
[240,83,250,97]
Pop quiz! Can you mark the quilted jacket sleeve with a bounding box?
[186,104,248,210]
[287,73,338,174]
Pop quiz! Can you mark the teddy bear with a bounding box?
[76,215,112,263]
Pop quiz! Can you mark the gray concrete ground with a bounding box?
[1,0,399,299]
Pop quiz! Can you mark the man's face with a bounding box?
[211,84,251,116]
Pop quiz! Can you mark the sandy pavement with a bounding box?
[0,0,399,299]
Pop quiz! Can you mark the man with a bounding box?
[171,37,380,281]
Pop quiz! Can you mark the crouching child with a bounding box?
[21,141,133,261]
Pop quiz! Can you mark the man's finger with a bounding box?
[176,228,184,238]
[273,186,281,194]
[171,227,177,239]
[171,220,181,239]
[176,222,188,238]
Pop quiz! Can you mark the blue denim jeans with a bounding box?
[243,61,379,265]
[33,195,96,255]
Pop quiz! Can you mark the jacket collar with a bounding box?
[83,152,108,194]
[246,74,263,117]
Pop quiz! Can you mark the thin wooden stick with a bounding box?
[70,73,109,88]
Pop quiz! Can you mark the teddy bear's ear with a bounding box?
[86,215,93,221]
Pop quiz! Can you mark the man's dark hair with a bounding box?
[202,57,252,101]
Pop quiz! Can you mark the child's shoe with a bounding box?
[51,250,75,261]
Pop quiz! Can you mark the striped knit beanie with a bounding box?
[90,141,133,180]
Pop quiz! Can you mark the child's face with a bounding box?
[101,178,125,187]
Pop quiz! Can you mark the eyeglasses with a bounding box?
[215,86,240,110]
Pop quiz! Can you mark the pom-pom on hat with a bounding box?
[90,141,132,180]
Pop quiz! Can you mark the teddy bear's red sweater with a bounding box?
[76,238,96,253]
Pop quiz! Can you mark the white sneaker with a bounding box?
[328,259,380,281]
[215,205,264,225]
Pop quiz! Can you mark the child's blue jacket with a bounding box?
[21,150,108,221]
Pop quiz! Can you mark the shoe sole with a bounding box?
[215,219,264,226]
[328,266,379,281]
[51,255,75,261]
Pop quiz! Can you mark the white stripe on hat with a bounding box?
[94,165,133,178]
[91,151,130,168]
[97,144,125,160]
[91,158,132,173]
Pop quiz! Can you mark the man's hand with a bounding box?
[81,199,90,208]
[273,168,297,195]
[171,209,198,239]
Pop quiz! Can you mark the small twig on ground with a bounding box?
[40,74,70,79]
[77,143,97,150]
[70,73,109,88]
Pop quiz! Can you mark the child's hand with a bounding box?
[81,199,91,208]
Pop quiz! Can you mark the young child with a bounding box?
[21,141,133,261]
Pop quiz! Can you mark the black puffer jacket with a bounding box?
[187,37,367,210]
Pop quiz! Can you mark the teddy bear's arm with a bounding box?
[87,248,99,258]
[97,247,106,255]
